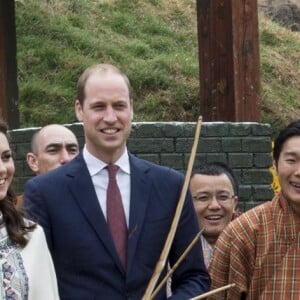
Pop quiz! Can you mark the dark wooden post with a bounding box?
[0,1,20,129]
[197,0,261,122]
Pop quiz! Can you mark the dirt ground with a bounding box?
[259,0,300,6]
[259,0,300,31]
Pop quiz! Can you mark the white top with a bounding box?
[0,217,59,300]
[83,146,131,226]
[22,225,60,300]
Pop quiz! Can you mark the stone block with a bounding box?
[228,153,253,168]
[242,137,272,152]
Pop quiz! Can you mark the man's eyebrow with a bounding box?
[66,143,79,149]
[45,143,63,150]
[2,149,12,155]
[282,151,297,156]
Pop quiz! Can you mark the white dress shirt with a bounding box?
[82,146,131,226]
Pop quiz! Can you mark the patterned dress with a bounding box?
[0,213,59,300]
[0,214,28,299]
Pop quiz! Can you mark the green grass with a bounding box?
[15,0,300,136]
[259,14,300,136]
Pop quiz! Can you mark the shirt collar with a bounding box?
[83,145,130,176]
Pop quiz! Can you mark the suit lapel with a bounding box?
[126,155,152,273]
[66,153,125,273]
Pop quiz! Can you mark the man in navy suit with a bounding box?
[23,63,210,299]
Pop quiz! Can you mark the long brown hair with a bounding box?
[0,121,36,247]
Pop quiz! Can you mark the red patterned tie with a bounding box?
[106,164,127,269]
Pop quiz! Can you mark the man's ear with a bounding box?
[26,153,39,173]
[233,196,239,209]
[273,160,278,176]
[130,99,134,121]
[75,100,83,121]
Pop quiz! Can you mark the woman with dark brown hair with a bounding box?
[0,121,59,299]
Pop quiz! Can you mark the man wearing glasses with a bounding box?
[190,162,240,267]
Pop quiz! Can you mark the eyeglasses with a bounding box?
[192,193,236,204]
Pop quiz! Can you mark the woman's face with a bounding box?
[0,132,15,201]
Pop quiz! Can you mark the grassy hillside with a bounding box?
[15,0,300,137]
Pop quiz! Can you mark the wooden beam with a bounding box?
[0,1,20,129]
[197,0,261,122]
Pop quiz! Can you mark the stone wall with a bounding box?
[9,122,274,211]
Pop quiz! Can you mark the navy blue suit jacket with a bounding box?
[23,152,210,299]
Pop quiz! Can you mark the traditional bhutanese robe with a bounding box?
[200,211,243,269]
[208,193,300,299]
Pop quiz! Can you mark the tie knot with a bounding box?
[107,164,119,180]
